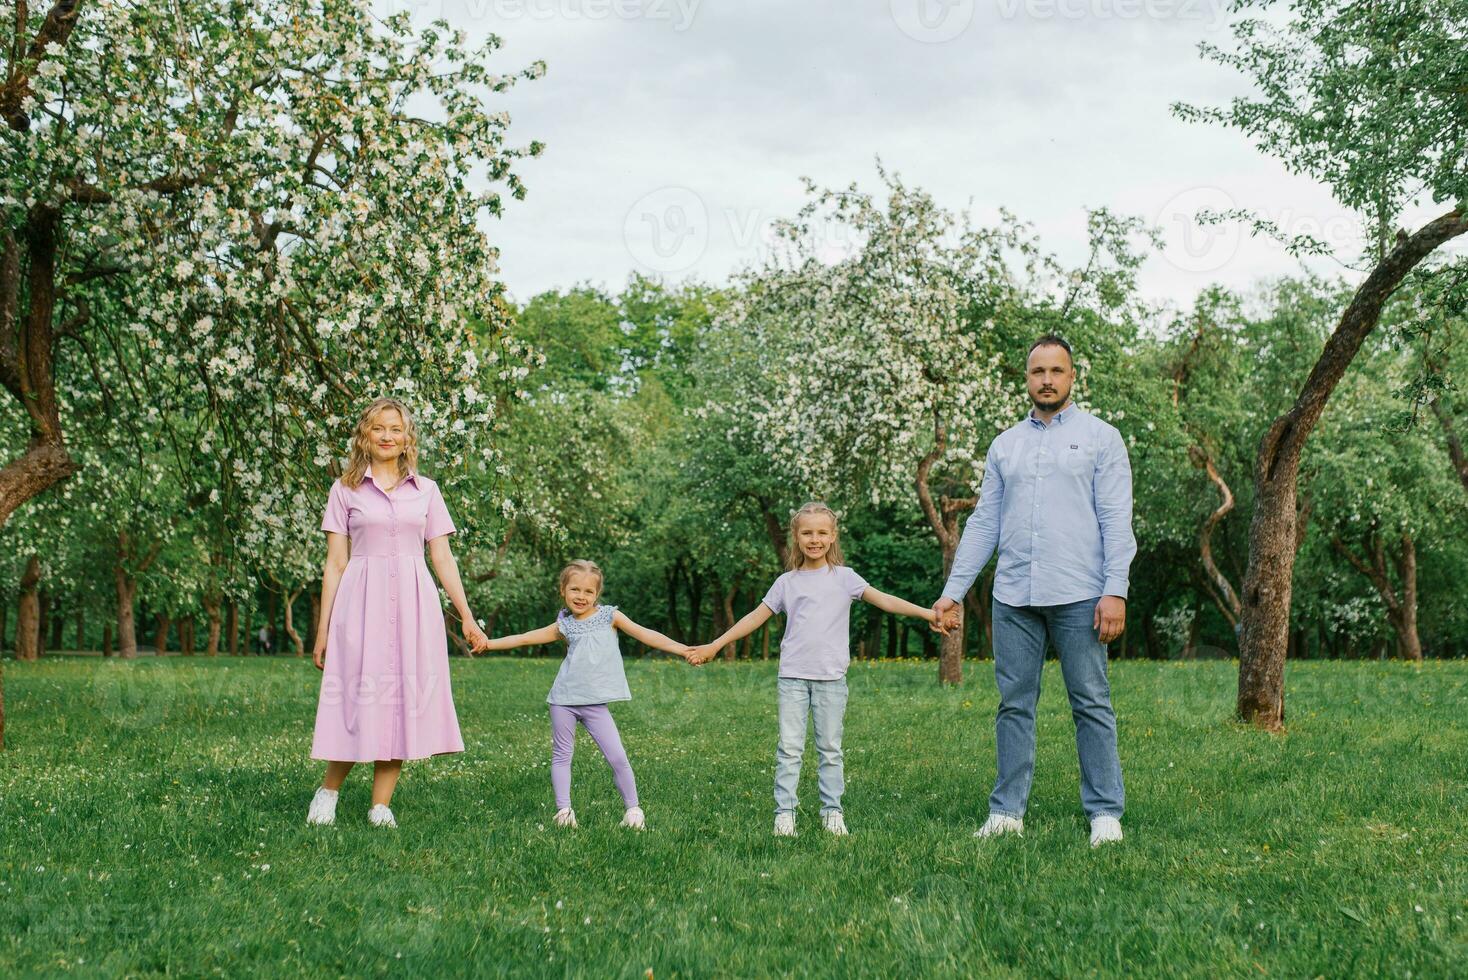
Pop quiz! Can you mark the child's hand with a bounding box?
[463,619,490,656]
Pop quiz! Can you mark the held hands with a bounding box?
[1094,596,1126,644]
[462,617,490,656]
[930,597,961,635]
[684,644,718,666]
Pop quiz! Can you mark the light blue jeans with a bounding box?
[774,676,848,815]
[990,598,1125,820]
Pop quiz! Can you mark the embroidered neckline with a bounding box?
[557,605,616,636]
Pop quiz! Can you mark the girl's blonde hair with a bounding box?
[786,501,846,571]
[341,397,420,490]
[558,559,605,597]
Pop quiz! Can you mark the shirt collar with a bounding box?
[1028,402,1075,429]
[365,464,418,488]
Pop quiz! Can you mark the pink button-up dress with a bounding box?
[310,468,465,762]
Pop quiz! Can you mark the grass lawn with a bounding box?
[1,655,1465,977]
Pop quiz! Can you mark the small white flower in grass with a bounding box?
[584,917,591,925]
[555,900,563,909]
[1415,905,1424,913]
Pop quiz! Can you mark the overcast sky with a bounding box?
[398,0,1454,316]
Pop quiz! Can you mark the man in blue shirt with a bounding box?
[933,334,1134,847]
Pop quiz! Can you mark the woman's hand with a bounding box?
[462,618,490,656]
[313,634,327,671]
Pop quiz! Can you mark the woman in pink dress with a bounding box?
[304,397,489,828]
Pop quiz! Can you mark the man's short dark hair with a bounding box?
[1028,333,1073,363]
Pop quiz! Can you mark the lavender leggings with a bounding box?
[549,703,638,810]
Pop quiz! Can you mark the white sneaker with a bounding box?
[822,811,849,836]
[368,804,397,828]
[1090,815,1123,848]
[974,813,1024,839]
[306,787,338,826]
[621,806,645,830]
[554,807,578,829]
[773,812,797,837]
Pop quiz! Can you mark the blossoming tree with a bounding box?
[0,0,546,747]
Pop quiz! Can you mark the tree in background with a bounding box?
[0,0,545,747]
[1175,0,1468,729]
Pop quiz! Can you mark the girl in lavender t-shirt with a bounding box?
[691,502,947,837]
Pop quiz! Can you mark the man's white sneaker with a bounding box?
[368,804,397,828]
[773,812,797,837]
[974,813,1024,839]
[554,807,578,829]
[822,811,849,836]
[306,787,338,826]
[621,806,645,830]
[1090,815,1123,848]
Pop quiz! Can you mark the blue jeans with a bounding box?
[774,677,848,815]
[990,598,1125,820]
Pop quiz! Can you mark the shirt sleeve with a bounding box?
[425,482,457,540]
[842,566,869,600]
[942,443,1004,603]
[1095,426,1137,598]
[761,575,786,615]
[321,481,349,535]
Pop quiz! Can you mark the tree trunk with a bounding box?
[16,555,40,661]
[47,594,63,651]
[154,613,171,656]
[1333,531,1423,663]
[1393,535,1422,662]
[180,616,196,657]
[1430,399,1468,494]
[36,588,49,656]
[284,587,304,656]
[115,567,138,659]
[758,497,789,568]
[265,590,278,654]
[75,603,85,652]
[226,600,239,656]
[761,619,771,660]
[915,414,977,685]
[203,594,222,656]
[1237,208,1467,731]
[102,622,112,658]
[1190,446,1242,628]
[0,218,83,529]
[307,589,321,649]
[720,578,739,661]
[665,561,684,643]
[686,568,704,645]
[886,612,898,659]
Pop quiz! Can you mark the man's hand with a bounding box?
[931,597,960,634]
[686,644,715,666]
[1094,596,1126,645]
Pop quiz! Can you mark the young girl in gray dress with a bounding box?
[476,560,691,829]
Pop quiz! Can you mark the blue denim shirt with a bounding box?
[942,404,1136,608]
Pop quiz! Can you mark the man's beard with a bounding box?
[1031,387,1068,410]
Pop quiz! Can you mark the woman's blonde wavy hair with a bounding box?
[785,501,846,571]
[341,397,420,489]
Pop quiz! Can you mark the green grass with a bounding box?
[2,656,1465,978]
